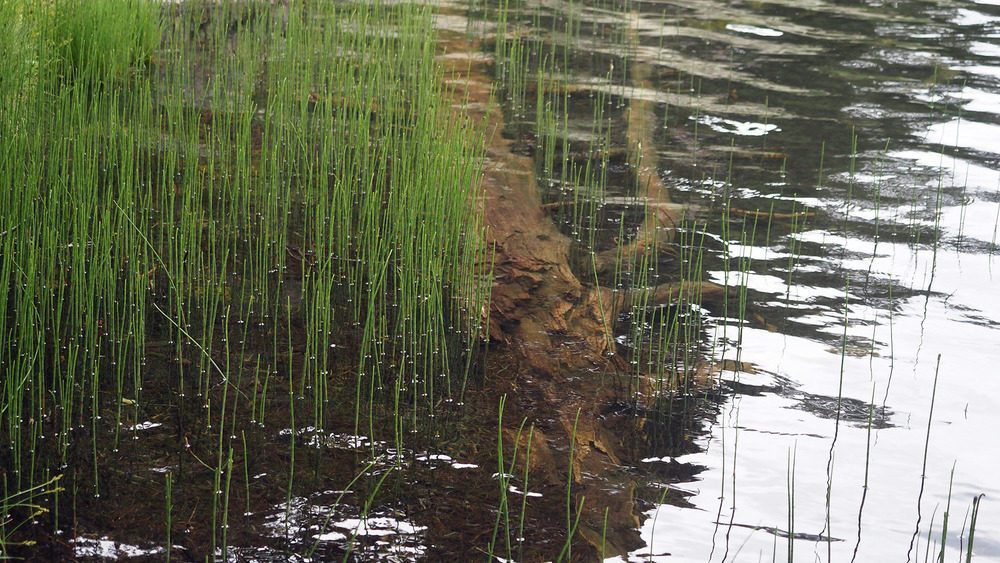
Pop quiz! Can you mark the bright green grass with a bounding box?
[1,0,487,554]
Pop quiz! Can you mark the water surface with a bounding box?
[459,0,1000,560]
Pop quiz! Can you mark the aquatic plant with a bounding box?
[0,476,62,552]
[45,0,161,84]
[1,0,487,557]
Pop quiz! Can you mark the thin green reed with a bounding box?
[966,494,984,562]
[165,471,172,563]
[489,396,511,558]
[517,423,534,562]
[787,446,797,563]
[938,463,956,562]
[850,384,878,563]
[823,276,853,561]
[220,447,234,559]
[907,354,943,562]
[495,0,530,124]
[284,305,296,541]
[1,0,490,552]
[559,408,583,563]
[736,214,758,351]
[0,474,63,556]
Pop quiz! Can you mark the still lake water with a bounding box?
[453,0,1000,560]
[45,1,999,560]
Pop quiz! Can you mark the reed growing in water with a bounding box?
[1,0,487,556]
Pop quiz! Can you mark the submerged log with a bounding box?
[439,27,729,559]
[586,15,680,279]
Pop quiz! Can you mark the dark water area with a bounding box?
[4,0,1000,561]
[448,0,1000,560]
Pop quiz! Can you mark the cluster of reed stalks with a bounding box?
[1,0,488,556]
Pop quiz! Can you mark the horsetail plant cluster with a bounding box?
[1,0,488,556]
